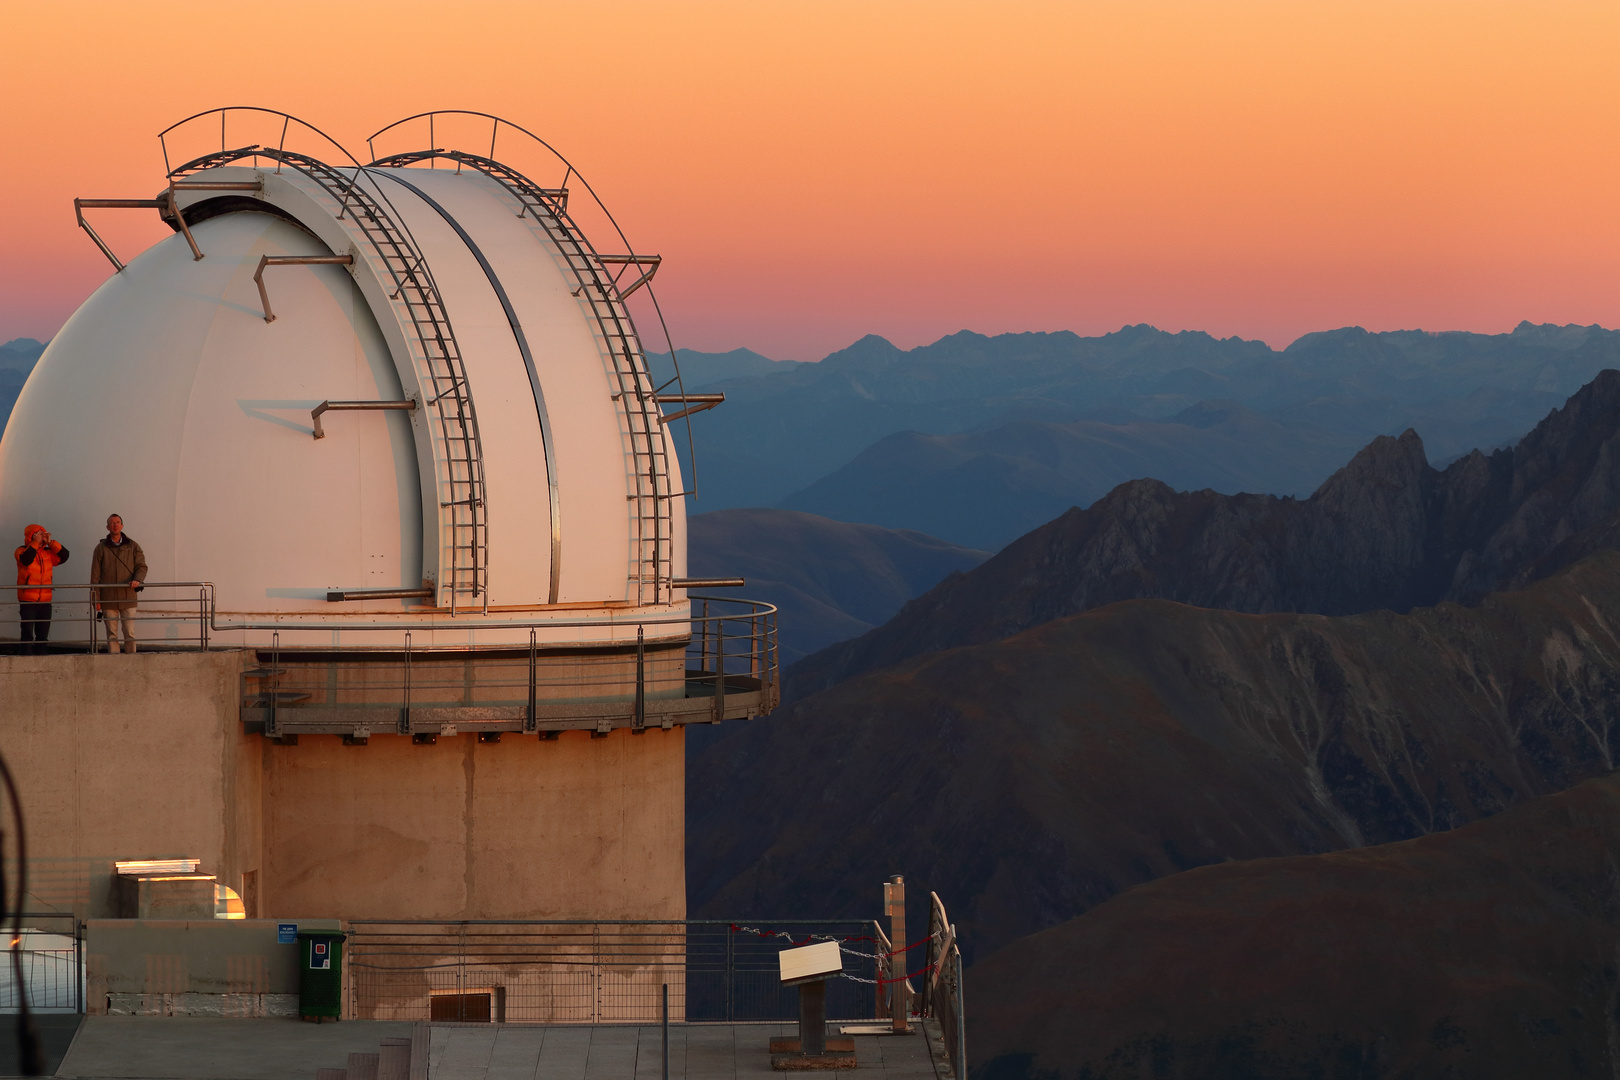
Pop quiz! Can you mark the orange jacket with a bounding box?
[15,525,69,603]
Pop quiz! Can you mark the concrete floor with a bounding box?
[55,1017,416,1079]
[428,1021,941,1080]
[49,1017,946,1080]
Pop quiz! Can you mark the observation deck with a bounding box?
[1,584,778,739]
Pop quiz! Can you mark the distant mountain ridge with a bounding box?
[686,509,986,664]
[665,322,1620,520]
[0,338,45,433]
[779,400,1365,549]
[789,369,1620,697]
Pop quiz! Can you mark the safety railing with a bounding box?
[0,583,216,653]
[346,920,884,1023]
[924,893,966,1080]
[246,596,777,737]
[0,914,83,1014]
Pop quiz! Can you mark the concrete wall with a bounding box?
[85,918,340,1017]
[0,651,685,923]
[0,651,251,919]
[262,725,686,919]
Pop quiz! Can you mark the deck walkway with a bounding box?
[48,1017,945,1080]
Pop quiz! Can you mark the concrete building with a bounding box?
[0,109,777,928]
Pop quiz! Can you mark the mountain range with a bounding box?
[685,509,987,664]
[689,550,1620,963]
[788,368,1620,698]
[656,323,1620,547]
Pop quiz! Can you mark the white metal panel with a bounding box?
[369,171,556,608]
[386,168,637,605]
[173,213,421,614]
[0,213,422,625]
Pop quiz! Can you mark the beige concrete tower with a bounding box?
[0,109,776,924]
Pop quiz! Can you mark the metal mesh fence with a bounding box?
[349,920,883,1023]
[0,915,82,1013]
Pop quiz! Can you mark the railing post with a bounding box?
[886,875,909,1033]
[713,620,726,723]
[267,632,280,739]
[633,626,646,732]
[526,628,537,733]
[700,600,709,674]
[725,923,734,1022]
[400,632,412,736]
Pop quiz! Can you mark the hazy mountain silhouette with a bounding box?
[686,509,986,664]
[0,338,44,433]
[778,402,1364,549]
[790,369,1620,698]
[666,323,1620,521]
[970,769,1620,1079]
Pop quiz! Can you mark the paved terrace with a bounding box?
[35,1017,949,1080]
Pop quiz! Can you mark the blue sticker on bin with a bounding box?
[312,940,330,969]
[278,923,297,944]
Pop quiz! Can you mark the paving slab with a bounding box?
[56,1017,417,1079]
[47,1018,941,1080]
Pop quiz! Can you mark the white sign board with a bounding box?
[779,940,843,984]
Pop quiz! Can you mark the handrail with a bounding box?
[364,111,703,504]
[926,892,966,1080]
[0,584,772,639]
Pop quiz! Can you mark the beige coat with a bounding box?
[91,535,147,609]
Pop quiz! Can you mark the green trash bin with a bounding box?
[297,931,344,1021]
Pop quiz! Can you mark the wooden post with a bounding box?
[885,874,909,1032]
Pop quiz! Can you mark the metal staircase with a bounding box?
[371,148,673,607]
[171,147,490,611]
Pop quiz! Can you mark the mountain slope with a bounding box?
[688,552,1620,961]
[686,509,987,664]
[789,369,1620,697]
[778,402,1364,549]
[970,769,1620,1080]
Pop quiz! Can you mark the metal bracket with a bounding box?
[594,254,662,298]
[254,254,355,323]
[311,399,417,440]
[74,181,261,272]
[610,392,726,425]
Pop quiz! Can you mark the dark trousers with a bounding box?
[19,602,51,647]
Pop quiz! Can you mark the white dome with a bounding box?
[0,150,687,649]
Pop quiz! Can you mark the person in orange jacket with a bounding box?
[15,523,70,653]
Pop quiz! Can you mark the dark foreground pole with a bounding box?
[662,983,670,1080]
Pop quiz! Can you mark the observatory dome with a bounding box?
[0,113,698,651]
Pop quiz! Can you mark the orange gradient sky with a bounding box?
[2,1,1618,360]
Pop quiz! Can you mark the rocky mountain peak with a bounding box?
[788,370,1620,698]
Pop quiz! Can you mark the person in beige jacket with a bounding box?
[91,514,146,653]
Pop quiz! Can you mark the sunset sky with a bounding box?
[2,1,1617,361]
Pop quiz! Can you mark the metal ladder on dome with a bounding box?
[372,149,673,606]
[175,147,491,611]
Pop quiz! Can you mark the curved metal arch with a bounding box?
[158,109,493,611]
[377,169,563,605]
[365,112,701,497]
[373,146,676,605]
[159,106,367,178]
